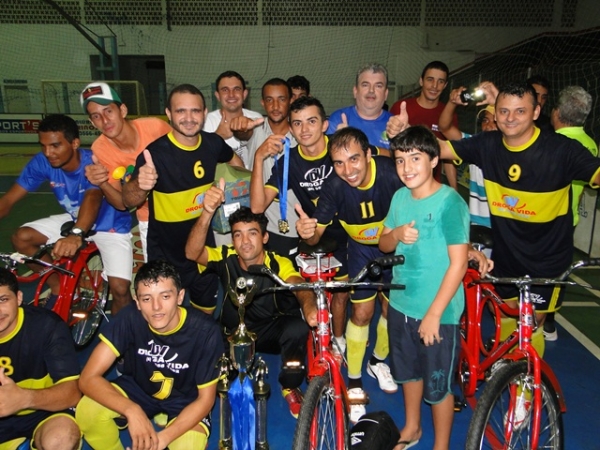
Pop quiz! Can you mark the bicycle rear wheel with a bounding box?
[70,250,109,347]
[466,360,563,450]
[293,374,349,450]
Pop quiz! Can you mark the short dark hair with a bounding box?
[135,260,182,293]
[328,127,370,156]
[38,114,79,143]
[356,63,388,88]
[390,125,440,160]
[290,96,326,121]
[228,206,269,235]
[261,78,292,99]
[526,75,550,91]
[497,82,538,108]
[216,71,246,91]
[287,75,310,96]
[167,84,206,111]
[0,267,19,295]
[421,61,450,80]
[555,86,592,127]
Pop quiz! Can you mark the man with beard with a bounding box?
[123,84,244,312]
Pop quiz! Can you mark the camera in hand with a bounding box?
[460,88,486,104]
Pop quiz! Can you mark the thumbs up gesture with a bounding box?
[336,113,349,131]
[203,178,226,214]
[295,203,317,240]
[386,101,410,139]
[0,367,22,416]
[230,116,265,133]
[395,220,419,244]
[85,154,109,186]
[138,149,158,191]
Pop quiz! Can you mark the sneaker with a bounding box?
[347,387,369,424]
[367,362,398,393]
[282,388,303,419]
[543,321,558,341]
[505,394,531,431]
[332,336,346,357]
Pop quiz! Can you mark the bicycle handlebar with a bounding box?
[0,252,75,277]
[248,254,406,294]
[472,259,600,290]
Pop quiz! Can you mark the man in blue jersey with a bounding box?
[0,114,133,314]
[327,63,392,154]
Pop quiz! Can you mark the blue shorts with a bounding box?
[346,239,391,302]
[113,375,212,434]
[0,409,75,444]
[388,307,460,404]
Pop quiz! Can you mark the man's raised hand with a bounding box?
[85,154,109,186]
[255,134,287,161]
[137,150,158,191]
[230,116,265,133]
[203,178,226,214]
[295,203,317,240]
[386,101,409,140]
[335,113,349,131]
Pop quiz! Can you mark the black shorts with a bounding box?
[388,307,460,404]
[113,375,212,435]
[346,239,391,302]
[494,271,565,313]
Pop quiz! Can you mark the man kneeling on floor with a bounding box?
[76,260,223,450]
[185,182,318,419]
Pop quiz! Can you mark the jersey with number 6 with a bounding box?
[133,131,234,270]
[99,303,222,402]
[450,127,600,277]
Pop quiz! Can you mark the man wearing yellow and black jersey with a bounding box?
[123,84,243,313]
[296,127,404,422]
[435,81,600,358]
[0,268,81,450]
[186,196,317,418]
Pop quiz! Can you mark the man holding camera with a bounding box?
[390,61,458,189]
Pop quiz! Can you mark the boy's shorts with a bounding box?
[0,409,76,446]
[346,240,391,303]
[113,375,212,435]
[388,307,460,404]
[22,213,133,281]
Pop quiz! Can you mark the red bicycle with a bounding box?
[251,239,404,450]
[458,258,599,449]
[0,240,109,347]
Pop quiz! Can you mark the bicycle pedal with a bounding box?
[453,397,466,412]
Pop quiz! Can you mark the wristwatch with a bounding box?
[69,227,85,238]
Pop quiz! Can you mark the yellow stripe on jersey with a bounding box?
[153,183,213,222]
[485,179,570,222]
[340,219,384,244]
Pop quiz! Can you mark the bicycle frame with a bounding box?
[460,267,567,448]
[298,251,349,448]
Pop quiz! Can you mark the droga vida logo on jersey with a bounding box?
[300,165,333,189]
[492,195,536,216]
[356,226,381,242]
[138,340,189,373]
[186,192,206,214]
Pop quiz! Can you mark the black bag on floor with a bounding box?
[350,410,400,450]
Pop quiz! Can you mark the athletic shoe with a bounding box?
[543,321,558,341]
[505,394,531,431]
[367,362,398,393]
[347,387,368,423]
[282,388,303,419]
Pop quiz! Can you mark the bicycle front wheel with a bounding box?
[293,374,349,450]
[466,360,563,450]
[70,250,109,347]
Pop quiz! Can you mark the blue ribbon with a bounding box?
[274,137,291,225]
[229,375,256,450]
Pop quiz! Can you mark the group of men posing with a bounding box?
[1,59,599,450]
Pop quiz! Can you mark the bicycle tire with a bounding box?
[293,374,349,450]
[466,360,563,450]
[70,250,109,347]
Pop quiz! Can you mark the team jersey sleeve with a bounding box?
[16,153,49,192]
[565,139,600,186]
[193,319,223,388]
[199,245,228,277]
[98,303,137,357]
[273,253,302,281]
[43,312,80,383]
[217,137,235,163]
[312,176,339,226]
[448,131,491,167]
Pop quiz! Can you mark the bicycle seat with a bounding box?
[470,224,494,249]
[298,238,337,256]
